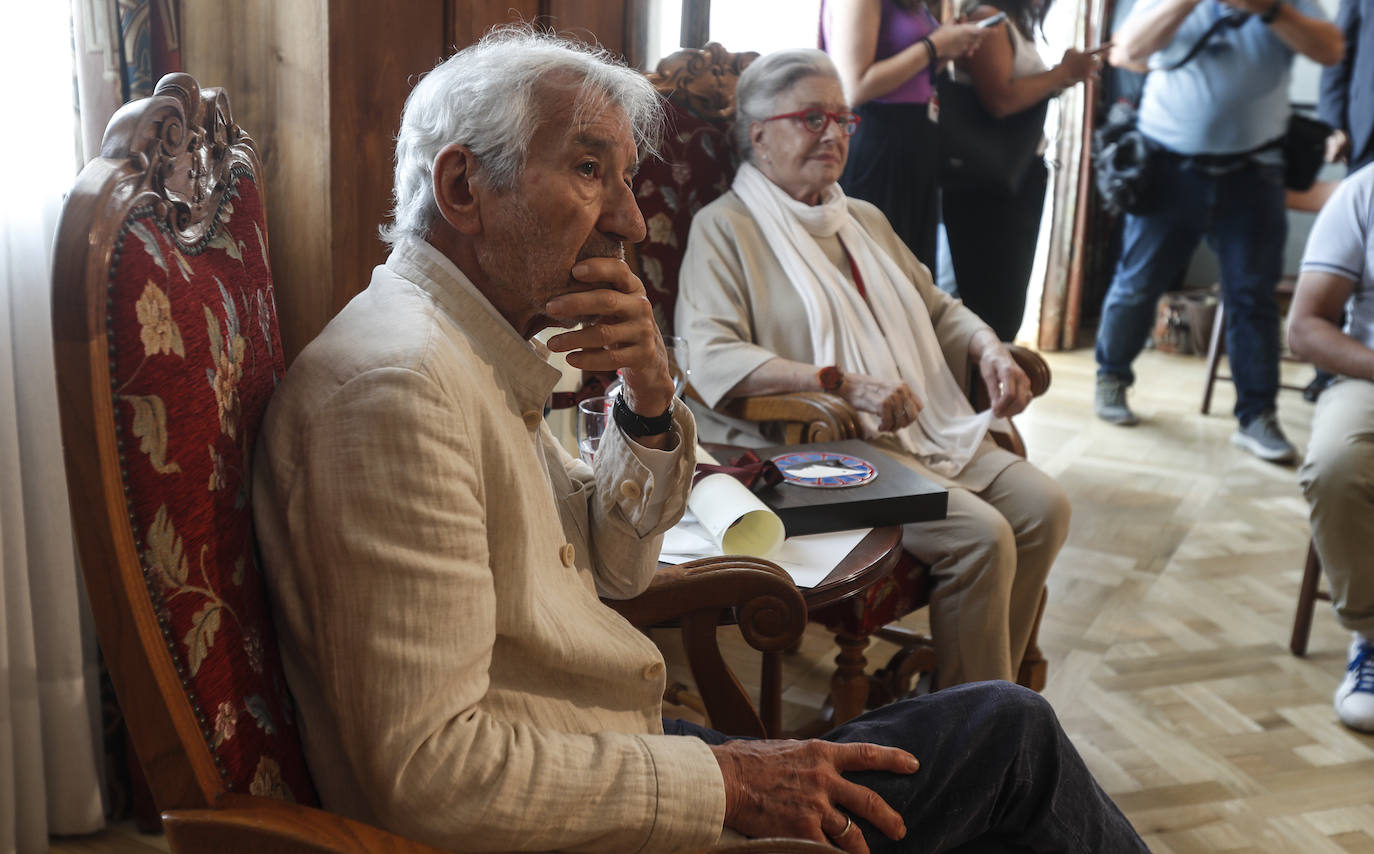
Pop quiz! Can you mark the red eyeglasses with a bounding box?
[761,108,862,137]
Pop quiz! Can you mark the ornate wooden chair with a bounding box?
[629,44,1052,725]
[51,71,834,853]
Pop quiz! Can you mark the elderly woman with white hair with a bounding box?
[676,48,1071,690]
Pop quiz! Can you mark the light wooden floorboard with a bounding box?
[655,348,1374,853]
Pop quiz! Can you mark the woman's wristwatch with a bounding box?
[612,392,675,438]
[817,365,845,394]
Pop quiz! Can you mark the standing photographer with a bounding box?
[1092,0,1341,464]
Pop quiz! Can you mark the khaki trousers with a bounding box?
[1298,377,1374,637]
[902,459,1071,686]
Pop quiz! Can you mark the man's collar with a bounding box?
[386,238,561,409]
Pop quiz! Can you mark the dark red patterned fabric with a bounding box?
[633,97,740,334]
[810,551,930,636]
[105,172,316,805]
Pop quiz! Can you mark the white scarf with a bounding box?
[732,161,1003,477]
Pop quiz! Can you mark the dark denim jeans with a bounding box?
[665,681,1149,853]
[1094,154,1286,425]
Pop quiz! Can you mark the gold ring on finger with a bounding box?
[829,815,854,838]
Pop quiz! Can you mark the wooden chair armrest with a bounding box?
[966,344,1051,459]
[686,840,843,853]
[161,794,450,853]
[1008,344,1051,398]
[968,344,1051,411]
[607,558,808,738]
[717,392,862,444]
[165,795,840,854]
[167,796,839,854]
[713,348,1048,448]
[611,558,808,651]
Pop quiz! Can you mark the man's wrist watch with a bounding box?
[612,392,674,438]
[1260,0,1283,24]
[817,365,845,394]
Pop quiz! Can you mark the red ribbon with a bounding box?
[693,450,784,494]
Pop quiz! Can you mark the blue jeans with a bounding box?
[665,682,1149,853]
[1095,155,1286,424]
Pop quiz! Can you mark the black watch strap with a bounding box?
[1260,0,1283,23]
[612,393,674,438]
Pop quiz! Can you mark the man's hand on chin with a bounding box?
[544,258,676,449]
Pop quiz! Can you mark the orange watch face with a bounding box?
[818,365,843,393]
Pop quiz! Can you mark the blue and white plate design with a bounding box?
[771,451,878,488]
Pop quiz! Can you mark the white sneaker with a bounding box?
[1334,635,1374,733]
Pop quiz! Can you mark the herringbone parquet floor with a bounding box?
[655,347,1374,854]
[52,348,1373,854]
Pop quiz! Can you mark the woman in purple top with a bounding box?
[823,0,986,268]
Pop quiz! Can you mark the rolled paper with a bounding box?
[687,472,786,558]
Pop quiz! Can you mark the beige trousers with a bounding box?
[902,459,1071,686]
[1298,377,1374,637]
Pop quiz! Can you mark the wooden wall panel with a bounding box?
[545,0,628,57]
[184,0,638,363]
[450,0,542,50]
[182,0,332,363]
[327,1,446,327]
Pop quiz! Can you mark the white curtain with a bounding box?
[0,2,108,851]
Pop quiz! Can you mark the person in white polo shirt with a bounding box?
[1289,163,1374,732]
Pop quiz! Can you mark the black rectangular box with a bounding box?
[752,439,948,536]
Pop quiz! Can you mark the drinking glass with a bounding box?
[664,335,690,398]
[576,395,611,465]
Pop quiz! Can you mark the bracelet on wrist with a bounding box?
[920,36,939,68]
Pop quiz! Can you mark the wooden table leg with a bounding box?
[831,631,870,726]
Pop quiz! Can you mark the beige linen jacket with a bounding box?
[675,190,1017,491]
[253,238,725,853]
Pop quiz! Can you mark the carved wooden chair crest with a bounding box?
[52,70,840,853]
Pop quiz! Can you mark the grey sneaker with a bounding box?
[1230,410,1297,463]
[1095,375,1138,425]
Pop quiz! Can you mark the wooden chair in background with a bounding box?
[1200,179,1341,415]
[1188,180,1336,660]
[628,44,1054,726]
[1290,541,1330,657]
[51,71,835,853]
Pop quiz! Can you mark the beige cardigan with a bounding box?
[675,190,1018,491]
[253,239,724,853]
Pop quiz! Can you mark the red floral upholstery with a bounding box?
[105,171,316,805]
[810,552,930,636]
[632,98,741,334]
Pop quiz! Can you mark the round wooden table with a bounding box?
[762,525,903,736]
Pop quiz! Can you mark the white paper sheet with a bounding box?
[689,472,785,558]
[660,511,873,589]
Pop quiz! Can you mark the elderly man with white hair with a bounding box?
[253,27,1148,854]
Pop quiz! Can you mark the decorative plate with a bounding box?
[771,451,878,488]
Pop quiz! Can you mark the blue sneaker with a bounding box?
[1335,635,1374,733]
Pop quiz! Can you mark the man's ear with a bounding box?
[432,143,483,235]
